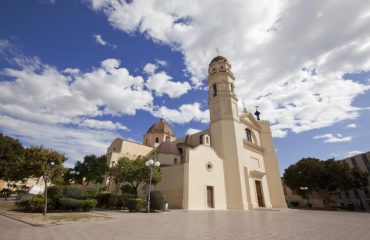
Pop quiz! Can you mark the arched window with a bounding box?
[213,84,217,97]
[245,129,252,142]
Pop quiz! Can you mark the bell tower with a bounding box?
[208,56,247,209]
[208,56,239,123]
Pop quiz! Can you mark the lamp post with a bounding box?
[107,161,115,191]
[145,158,160,213]
[43,161,55,216]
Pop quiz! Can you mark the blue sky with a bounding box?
[0,0,369,173]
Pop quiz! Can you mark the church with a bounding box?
[106,56,287,210]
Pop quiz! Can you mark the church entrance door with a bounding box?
[207,186,214,208]
[255,180,265,207]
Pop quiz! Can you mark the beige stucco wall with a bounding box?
[259,121,288,208]
[156,165,184,209]
[183,145,227,210]
[107,139,154,166]
[157,153,181,166]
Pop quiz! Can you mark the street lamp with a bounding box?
[300,186,310,208]
[108,161,115,191]
[70,170,80,183]
[145,158,160,212]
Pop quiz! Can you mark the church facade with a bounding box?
[106,56,287,210]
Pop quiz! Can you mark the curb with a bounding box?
[0,212,45,227]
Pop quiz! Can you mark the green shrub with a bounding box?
[83,198,97,212]
[149,190,166,211]
[0,188,12,198]
[48,185,64,202]
[96,192,116,208]
[16,195,54,212]
[59,198,84,211]
[127,198,145,212]
[121,184,136,197]
[62,185,98,199]
[58,198,97,212]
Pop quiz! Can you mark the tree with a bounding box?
[284,158,369,208]
[110,156,162,197]
[74,155,108,186]
[0,133,28,189]
[25,146,66,215]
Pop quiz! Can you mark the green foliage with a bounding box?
[59,198,84,211]
[16,195,55,212]
[121,184,136,197]
[0,188,12,198]
[0,133,28,183]
[83,199,98,211]
[126,198,146,212]
[284,157,369,207]
[74,155,108,185]
[111,156,163,197]
[62,185,98,200]
[149,190,166,211]
[58,198,97,212]
[96,192,124,209]
[25,146,66,179]
[47,185,64,202]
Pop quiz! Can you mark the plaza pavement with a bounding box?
[0,209,369,240]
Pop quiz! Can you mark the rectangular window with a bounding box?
[245,129,252,142]
[155,137,159,143]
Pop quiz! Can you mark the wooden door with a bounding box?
[255,180,265,207]
[207,186,214,208]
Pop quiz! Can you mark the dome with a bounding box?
[156,141,180,155]
[209,55,228,65]
[146,118,174,136]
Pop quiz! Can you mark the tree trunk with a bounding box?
[43,175,47,216]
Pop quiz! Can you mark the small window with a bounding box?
[213,84,217,97]
[245,129,252,142]
[230,84,234,93]
[155,137,159,143]
[174,158,177,165]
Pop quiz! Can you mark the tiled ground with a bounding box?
[1,209,369,240]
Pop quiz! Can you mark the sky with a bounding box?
[0,0,369,173]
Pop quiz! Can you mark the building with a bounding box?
[337,151,370,210]
[106,56,287,210]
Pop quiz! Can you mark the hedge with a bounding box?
[127,198,146,212]
[59,198,97,211]
[96,192,124,209]
[149,190,166,211]
[16,195,55,212]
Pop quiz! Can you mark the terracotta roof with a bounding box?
[156,140,180,155]
[146,118,174,136]
[209,55,228,65]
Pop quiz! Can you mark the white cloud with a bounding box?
[152,103,209,124]
[93,34,117,48]
[143,63,157,74]
[89,0,370,138]
[346,123,357,128]
[185,128,201,135]
[155,59,167,66]
[0,115,115,166]
[79,119,129,131]
[313,133,352,143]
[144,62,191,98]
[0,45,157,164]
